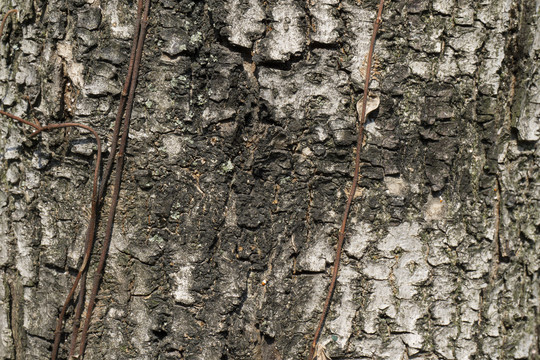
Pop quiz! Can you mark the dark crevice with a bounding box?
[308,41,341,52]
[207,234,220,259]
[27,331,53,342]
[510,127,536,150]
[43,262,77,275]
[252,55,301,71]
[205,5,256,62]
[295,270,327,276]
[151,328,168,341]
[6,279,15,360]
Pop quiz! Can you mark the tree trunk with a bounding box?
[1,0,539,359]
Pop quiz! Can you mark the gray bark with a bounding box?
[1,0,539,359]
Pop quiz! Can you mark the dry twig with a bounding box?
[308,1,385,359]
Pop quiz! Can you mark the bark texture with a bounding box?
[1,0,539,359]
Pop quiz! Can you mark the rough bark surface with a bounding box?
[0,0,539,359]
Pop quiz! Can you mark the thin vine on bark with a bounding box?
[1,9,102,359]
[308,1,385,358]
[1,1,150,358]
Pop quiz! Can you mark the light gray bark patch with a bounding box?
[96,41,128,65]
[516,8,540,142]
[83,75,121,97]
[454,3,475,26]
[309,0,342,45]
[433,0,455,15]
[202,104,236,128]
[345,221,372,260]
[160,28,188,57]
[327,266,359,350]
[297,225,334,273]
[377,222,421,255]
[19,40,39,57]
[253,1,305,62]
[258,49,349,124]
[105,0,135,40]
[5,164,19,184]
[340,3,378,86]
[223,0,265,48]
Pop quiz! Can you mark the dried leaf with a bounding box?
[356,93,381,119]
[315,344,332,360]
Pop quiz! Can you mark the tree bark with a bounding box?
[1,0,539,359]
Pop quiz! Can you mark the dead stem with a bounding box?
[77,0,150,357]
[308,1,385,359]
[65,0,145,357]
[0,9,105,360]
[0,9,17,41]
[1,107,103,360]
